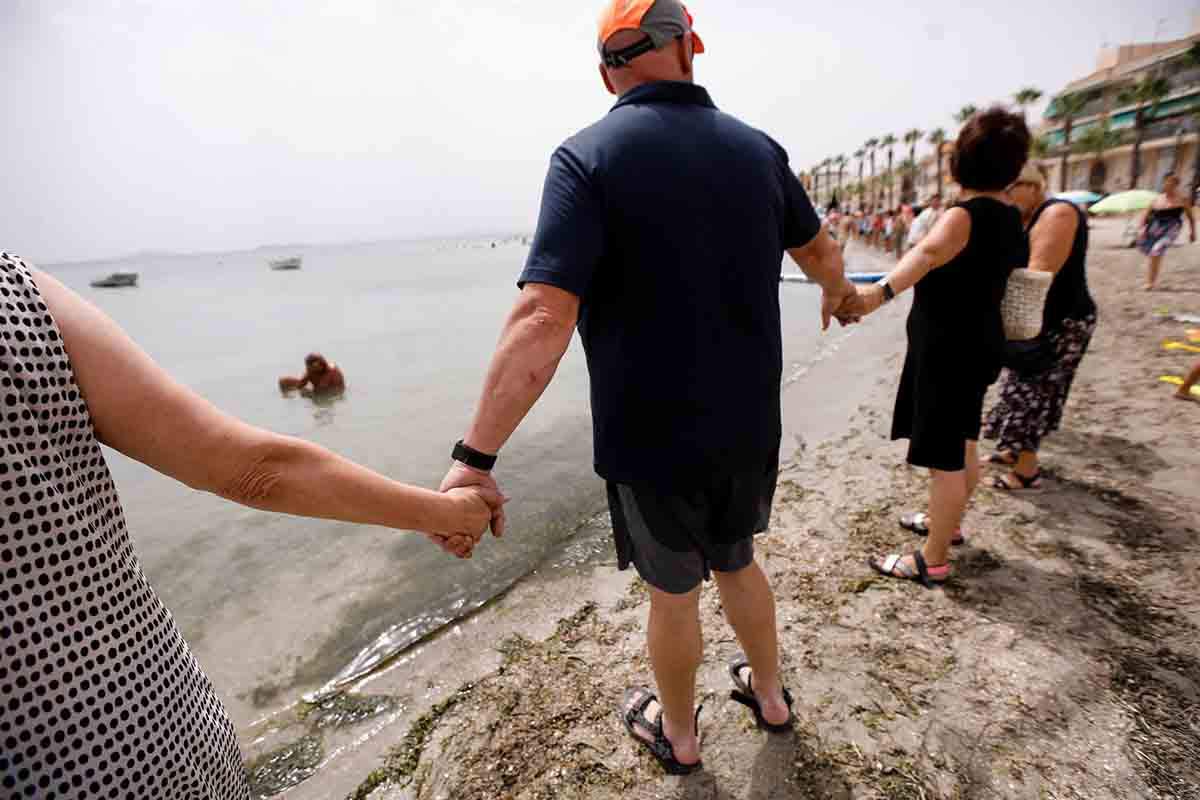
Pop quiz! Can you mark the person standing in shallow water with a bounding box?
[437,0,858,775]
[279,352,345,394]
[850,108,1031,588]
[0,252,501,798]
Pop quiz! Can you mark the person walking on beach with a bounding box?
[850,108,1030,587]
[1137,172,1195,291]
[906,194,943,249]
[0,253,502,797]
[892,206,911,258]
[438,0,857,774]
[982,164,1097,490]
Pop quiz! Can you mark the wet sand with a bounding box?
[247,224,1200,799]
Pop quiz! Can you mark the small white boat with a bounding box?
[270,256,302,271]
[90,272,138,288]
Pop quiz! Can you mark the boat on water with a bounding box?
[270,256,303,271]
[90,272,138,288]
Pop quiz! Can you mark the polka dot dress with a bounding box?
[0,253,250,799]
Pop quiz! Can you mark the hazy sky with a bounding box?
[2,0,1194,263]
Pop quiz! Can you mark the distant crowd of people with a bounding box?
[824,195,945,261]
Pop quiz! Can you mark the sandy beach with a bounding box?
[244,220,1200,800]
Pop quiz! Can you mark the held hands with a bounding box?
[432,461,508,559]
[821,277,864,329]
[426,484,506,559]
[854,283,887,318]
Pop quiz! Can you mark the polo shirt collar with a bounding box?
[611,81,716,112]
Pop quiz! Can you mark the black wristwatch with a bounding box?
[452,440,498,472]
[876,279,895,303]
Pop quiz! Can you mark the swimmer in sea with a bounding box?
[279,352,345,395]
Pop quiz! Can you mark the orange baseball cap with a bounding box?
[597,0,705,67]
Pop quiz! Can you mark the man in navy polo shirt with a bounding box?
[440,0,857,772]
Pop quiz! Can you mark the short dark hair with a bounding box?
[950,107,1031,192]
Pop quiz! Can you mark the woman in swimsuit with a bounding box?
[1137,172,1196,290]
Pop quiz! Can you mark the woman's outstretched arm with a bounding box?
[854,207,972,315]
[33,269,498,556]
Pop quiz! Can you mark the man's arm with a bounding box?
[279,375,312,391]
[461,283,579,454]
[787,228,857,329]
[438,282,580,539]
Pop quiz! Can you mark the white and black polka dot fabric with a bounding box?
[0,253,249,799]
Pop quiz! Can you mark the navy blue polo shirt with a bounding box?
[519,81,820,489]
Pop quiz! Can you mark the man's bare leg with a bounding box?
[626,586,703,765]
[713,560,789,725]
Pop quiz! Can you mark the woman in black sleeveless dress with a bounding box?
[851,108,1030,587]
[983,164,1097,488]
[1136,172,1195,290]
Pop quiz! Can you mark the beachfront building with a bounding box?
[1035,18,1200,194]
[915,142,957,202]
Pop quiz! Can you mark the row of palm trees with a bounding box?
[808,88,1043,209]
[814,44,1200,208]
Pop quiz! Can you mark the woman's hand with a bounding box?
[430,486,507,559]
[855,284,886,318]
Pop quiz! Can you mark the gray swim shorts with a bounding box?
[606,454,779,595]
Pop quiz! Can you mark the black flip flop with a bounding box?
[728,657,795,733]
[620,688,703,776]
[898,512,965,546]
[993,469,1043,492]
[868,551,950,589]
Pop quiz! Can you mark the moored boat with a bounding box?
[90,272,138,288]
[270,256,303,270]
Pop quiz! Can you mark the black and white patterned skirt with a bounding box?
[983,314,1098,453]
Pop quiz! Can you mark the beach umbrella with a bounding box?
[1088,190,1158,215]
[1054,190,1102,206]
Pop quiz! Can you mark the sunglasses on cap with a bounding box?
[602,33,689,68]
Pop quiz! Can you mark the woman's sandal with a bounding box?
[868,551,950,589]
[898,512,965,546]
[993,469,1043,491]
[621,688,703,776]
[728,657,795,733]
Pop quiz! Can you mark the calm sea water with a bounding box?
[42,237,844,730]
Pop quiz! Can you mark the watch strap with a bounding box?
[452,440,497,472]
[877,279,895,303]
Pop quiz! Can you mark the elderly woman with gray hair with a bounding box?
[0,252,502,797]
[981,164,1098,489]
